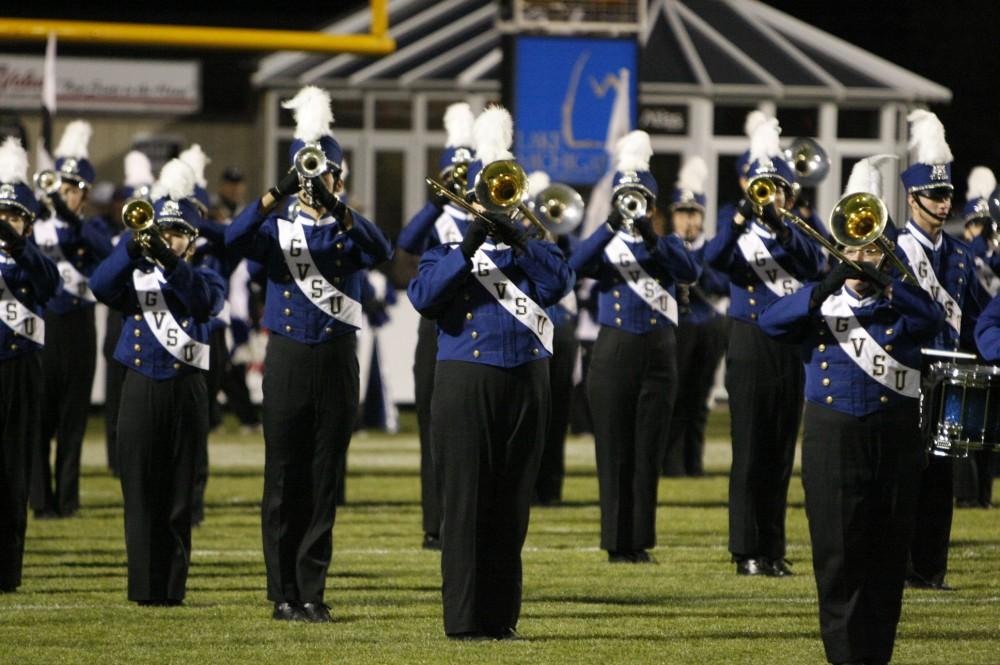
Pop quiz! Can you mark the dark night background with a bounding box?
[4,1,1000,186]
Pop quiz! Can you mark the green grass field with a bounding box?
[2,410,997,664]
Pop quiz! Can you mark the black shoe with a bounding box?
[272,602,307,621]
[447,631,489,641]
[137,599,183,607]
[33,510,58,520]
[0,585,17,593]
[608,551,634,563]
[422,533,441,551]
[735,557,769,576]
[302,602,332,623]
[631,550,656,564]
[766,558,794,577]
[905,575,955,591]
[489,627,523,641]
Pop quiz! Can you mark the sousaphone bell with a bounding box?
[534,183,584,236]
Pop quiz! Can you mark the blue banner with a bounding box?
[513,35,637,185]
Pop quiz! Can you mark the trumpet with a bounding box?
[829,192,918,283]
[613,188,649,225]
[292,143,328,207]
[33,169,61,197]
[534,183,584,237]
[121,198,157,249]
[745,175,865,274]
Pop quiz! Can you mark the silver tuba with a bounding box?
[783,137,829,187]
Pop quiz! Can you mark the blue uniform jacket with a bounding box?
[0,241,61,361]
[90,236,226,381]
[759,280,943,417]
[407,239,574,368]
[545,234,580,328]
[396,202,471,255]
[705,203,825,325]
[32,214,113,314]
[892,221,988,351]
[569,224,700,335]
[680,237,730,326]
[974,293,1000,361]
[225,202,393,344]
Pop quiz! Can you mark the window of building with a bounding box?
[776,106,818,138]
[375,150,405,239]
[426,99,469,131]
[375,98,412,130]
[717,153,743,206]
[648,152,680,214]
[713,104,758,136]
[838,107,881,140]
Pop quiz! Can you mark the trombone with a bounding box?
[829,192,918,284]
[425,159,548,240]
[745,175,865,274]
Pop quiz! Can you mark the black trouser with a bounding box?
[802,402,923,665]
[570,339,595,435]
[953,450,994,507]
[206,326,228,429]
[414,316,441,537]
[261,333,358,605]
[32,306,97,516]
[0,354,42,591]
[103,310,125,475]
[663,316,728,477]
[588,326,677,553]
[223,362,259,426]
[118,369,207,603]
[906,456,954,585]
[726,319,803,561]
[535,322,578,503]
[433,359,549,636]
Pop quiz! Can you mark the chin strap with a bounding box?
[912,194,950,223]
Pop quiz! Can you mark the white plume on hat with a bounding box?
[748,118,782,164]
[744,110,769,139]
[527,171,551,198]
[907,109,952,164]
[966,166,996,200]
[473,105,514,164]
[0,137,30,184]
[150,158,196,202]
[179,144,210,188]
[54,120,92,159]
[444,102,475,148]
[282,86,335,142]
[615,130,653,173]
[123,150,154,188]
[675,156,708,193]
[843,154,898,198]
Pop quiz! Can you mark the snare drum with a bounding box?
[922,362,1000,458]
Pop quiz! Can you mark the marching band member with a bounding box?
[894,111,989,590]
[570,131,700,562]
[0,138,60,593]
[31,120,113,519]
[760,156,944,665]
[225,86,392,622]
[662,157,730,477]
[91,158,225,606]
[103,150,155,476]
[526,171,581,506]
[397,102,474,548]
[955,167,998,508]
[407,106,573,639]
[706,116,825,576]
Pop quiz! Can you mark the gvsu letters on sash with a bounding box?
[471,247,553,353]
[133,269,210,369]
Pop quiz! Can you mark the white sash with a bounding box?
[0,264,45,344]
[974,255,1000,297]
[32,218,96,302]
[737,227,803,297]
[276,217,363,328]
[470,247,553,353]
[604,232,678,325]
[434,206,466,244]
[896,232,961,334]
[132,268,210,370]
[821,292,920,398]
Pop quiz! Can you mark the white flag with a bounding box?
[35,32,57,172]
[582,67,632,236]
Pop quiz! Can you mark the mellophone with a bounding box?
[921,349,1000,458]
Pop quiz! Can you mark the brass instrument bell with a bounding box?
[33,169,61,195]
[746,175,778,207]
[829,192,918,283]
[121,198,157,248]
[535,183,584,236]
[783,137,830,186]
[293,143,327,180]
